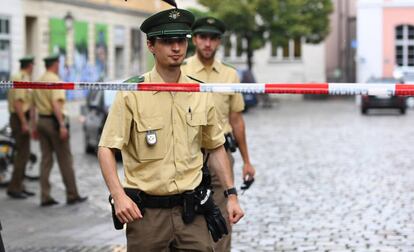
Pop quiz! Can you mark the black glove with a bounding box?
[196,188,228,242]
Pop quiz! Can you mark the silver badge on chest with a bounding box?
[146,130,157,146]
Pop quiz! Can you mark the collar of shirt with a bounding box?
[148,67,190,95]
[190,55,221,74]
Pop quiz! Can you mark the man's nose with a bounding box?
[171,41,180,51]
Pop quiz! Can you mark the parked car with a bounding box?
[239,69,258,111]
[82,90,117,154]
[361,78,406,114]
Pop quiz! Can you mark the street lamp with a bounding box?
[64,12,74,31]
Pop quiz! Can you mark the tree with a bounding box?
[197,0,333,70]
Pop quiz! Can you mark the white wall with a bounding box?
[357,0,383,82]
[221,41,326,84]
[0,0,23,128]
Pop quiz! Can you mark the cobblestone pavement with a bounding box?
[2,98,414,251]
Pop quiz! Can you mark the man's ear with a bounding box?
[147,40,155,54]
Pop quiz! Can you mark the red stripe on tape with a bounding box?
[138,83,200,92]
[395,84,414,96]
[265,83,329,94]
[14,81,75,90]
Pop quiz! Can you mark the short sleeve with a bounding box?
[51,90,66,102]
[230,93,245,113]
[201,94,225,149]
[98,91,133,150]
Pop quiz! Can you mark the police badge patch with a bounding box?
[146,130,157,146]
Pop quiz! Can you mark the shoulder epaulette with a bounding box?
[222,61,237,70]
[123,75,144,83]
[186,75,204,83]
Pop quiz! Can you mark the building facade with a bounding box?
[325,0,357,83]
[0,0,168,127]
[357,0,414,82]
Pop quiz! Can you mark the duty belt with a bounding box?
[125,188,184,209]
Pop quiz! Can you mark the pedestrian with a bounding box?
[182,17,256,251]
[6,56,36,199]
[32,54,87,207]
[97,8,244,251]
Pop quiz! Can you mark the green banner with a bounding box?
[49,18,67,54]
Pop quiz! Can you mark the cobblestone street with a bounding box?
[2,98,414,251]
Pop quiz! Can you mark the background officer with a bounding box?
[98,8,244,251]
[32,55,87,206]
[6,56,36,199]
[182,17,256,252]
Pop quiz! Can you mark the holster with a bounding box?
[224,133,238,153]
[108,188,145,230]
[52,115,70,131]
[195,153,229,242]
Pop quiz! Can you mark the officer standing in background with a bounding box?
[32,55,87,206]
[6,56,36,199]
[182,17,256,252]
[98,8,244,251]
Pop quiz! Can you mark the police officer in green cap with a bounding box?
[98,8,244,251]
[182,16,256,252]
[32,54,87,206]
[6,56,37,198]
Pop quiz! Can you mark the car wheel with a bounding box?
[400,108,406,114]
[361,107,368,115]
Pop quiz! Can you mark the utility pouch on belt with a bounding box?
[108,188,145,230]
[182,191,196,224]
[224,133,238,153]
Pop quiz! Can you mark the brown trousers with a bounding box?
[37,117,79,202]
[208,151,235,252]
[7,114,31,193]
[126,206,213,252]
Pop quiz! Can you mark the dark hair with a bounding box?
[20,61,33,69]
[45,60,57,69]
[147,37,156,46]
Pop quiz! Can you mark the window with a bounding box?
[271,41,277,57]
[395,24,414,67]
[270,38,302,60]
[236,36,243,57]
[0,16,11,93]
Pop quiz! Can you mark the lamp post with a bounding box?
[64,11,74,66]
[64,12,74,31]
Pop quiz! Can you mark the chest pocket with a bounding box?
[133,116,166,161]
[186,112,207,156]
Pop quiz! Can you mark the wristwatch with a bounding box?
[223,187,238,198]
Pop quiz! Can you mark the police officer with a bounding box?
[182,17,256,252]
[98,8,244,251]
[32,55,87,206]
[6,56,36,199]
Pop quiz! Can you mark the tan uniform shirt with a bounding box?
[182,55,245,134]
[32,71,66,115]
[8,70,32,113]
[99,67,225,195]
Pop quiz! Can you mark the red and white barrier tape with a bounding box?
[1,81,414,96]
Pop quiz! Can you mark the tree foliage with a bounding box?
[197,0,333,69]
